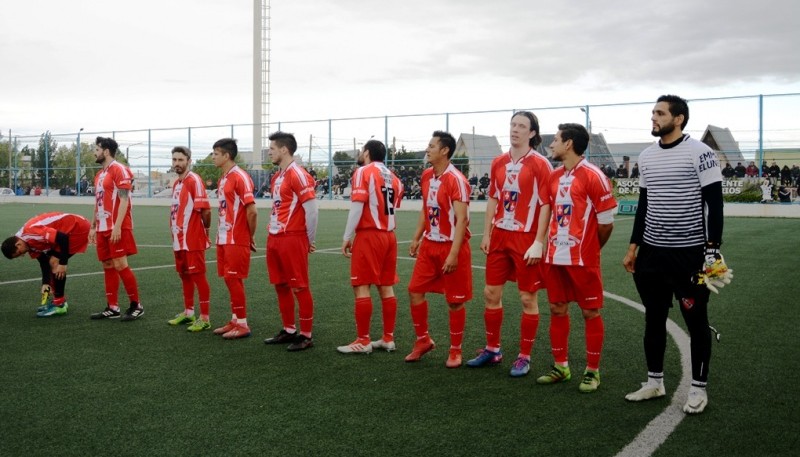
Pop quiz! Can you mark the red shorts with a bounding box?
[408,239,472,304]
[544,264,604,309]
[174,250,207,275]
[96,229,138,261]
[350,230,398,287]
[216,244,251,279]
[266,232,310,287]
[485,228,544,292]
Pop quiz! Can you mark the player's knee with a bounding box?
[582,308,600,320]
[483,286,502,306]
[409,291,425,304]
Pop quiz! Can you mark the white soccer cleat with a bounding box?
[337,340,373,354]
[625,381,666,402]
[370,339,396,352]
[683,387,708,414]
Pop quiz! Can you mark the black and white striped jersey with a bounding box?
[638,135,722,247]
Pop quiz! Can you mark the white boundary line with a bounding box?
[1,234,686,456]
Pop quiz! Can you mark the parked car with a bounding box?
[0,187,14,196]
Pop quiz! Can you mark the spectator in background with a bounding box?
[768,161,780,179]
[616,164,629,178]
[734,162,746,178]
[791,164,800,186]
[778,186,792,203]
[630,163,640,179]
[478,173,490,192]
[469,174,478,188]
[721,163,735,178]
[745,161,759,178]
[780,165,791,185]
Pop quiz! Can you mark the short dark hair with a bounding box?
[557,123,590,155]
[363,139,387,162]
[657,94,689,130]
[432,131,456,159]
[95,137,119,157]
[171,146,191,159]
[511,111,542,148]
[268,131,298,155]
[213,138,238,160]
[1,236,19,259]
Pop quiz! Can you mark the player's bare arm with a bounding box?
[444,200,469,273]
[111,189,129,243]
[245,203,258,251]
[409,209,427,257]
[598,223,614,249]
[622,243,638,273]
[480,197,498,255]
[525,203,551,266]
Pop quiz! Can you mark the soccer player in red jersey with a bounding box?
[262,132,319,352]
[166,146,213,332]
[2,212,91,317]
[89,137,143,321]
[337,139,404,355]
[406,131,472,367]
[210,138,258,340]
[533,123,617,392]
[466,112,553,377]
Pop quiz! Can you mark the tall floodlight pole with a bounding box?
[253,0,271,168]
[76,128,84,195]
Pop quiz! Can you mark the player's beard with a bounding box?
[95,155,105,165]
[173,165,184,175]
[651,122,675,138]
[357,157,365,166]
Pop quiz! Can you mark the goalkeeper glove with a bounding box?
[41,289,51,306]
[694,245,734,294]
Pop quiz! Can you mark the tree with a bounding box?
[452,153,470,178]
[191,152,246,190]
[332,151,356,169]
[30,133,59,187]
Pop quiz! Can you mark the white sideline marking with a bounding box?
[1,235,686,457]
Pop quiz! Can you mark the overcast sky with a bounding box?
[1,0,798,153]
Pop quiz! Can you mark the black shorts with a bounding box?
[633,243,710,308]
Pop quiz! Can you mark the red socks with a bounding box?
[519,312,540,357]
[103,268,120,307]
[585,315,605,371]
[448,306,466,349]
[410,300,429,340]
[275,284,296,332]
[380,296,397,341]
[550,314,570,365]
[117,266,139,304]
[180,274,194,310]
[484,307,504,350]
[354,297,373,340]
[194,274,211,317]
[224,277,246,320]
[294,287,314,337]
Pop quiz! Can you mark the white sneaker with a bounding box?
[683,387,708,414]
[337,340,373,354]
[625,381,666,402]
[370,339,396,352]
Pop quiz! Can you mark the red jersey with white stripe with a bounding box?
[170,171,211,251]
[268,162,316,235]
[94,161,134,232]
[421,164,471,242]
[546,159,617,267]
[488,150,553,233]
[17,212,91,258]
[216,165,255,246]
[351,161,404,232]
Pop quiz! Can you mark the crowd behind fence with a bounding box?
[2,93,799,201]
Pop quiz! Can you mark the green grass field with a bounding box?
[0,202,797,457]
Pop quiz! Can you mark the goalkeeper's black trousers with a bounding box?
[633,244,712,384]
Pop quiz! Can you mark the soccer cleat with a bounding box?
[536,364,572,384]
[168,312,195,326]
[187,318,211,332]
[466,348,503,367]
[404,338,436,362]
[370,339,397,352]
[337,339,373,354]
[36,302,68,318]
[445,349,463,368]
[579,370,601,393]
[625,381,666,402]
[509,357,531,377]
[121,303,145,322]
[213,321,238,335]
[263,329,298,344]
[222,324,251,340]
[287,335,314,352]
[90,306,121,320]
[683,387,708,414]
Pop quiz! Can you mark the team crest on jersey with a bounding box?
[218,199,227,217]
[503,190,518,212]
[428,207,440,227]
[681,297,695,310]
[272,200,281,215]
[557,204,572,227]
